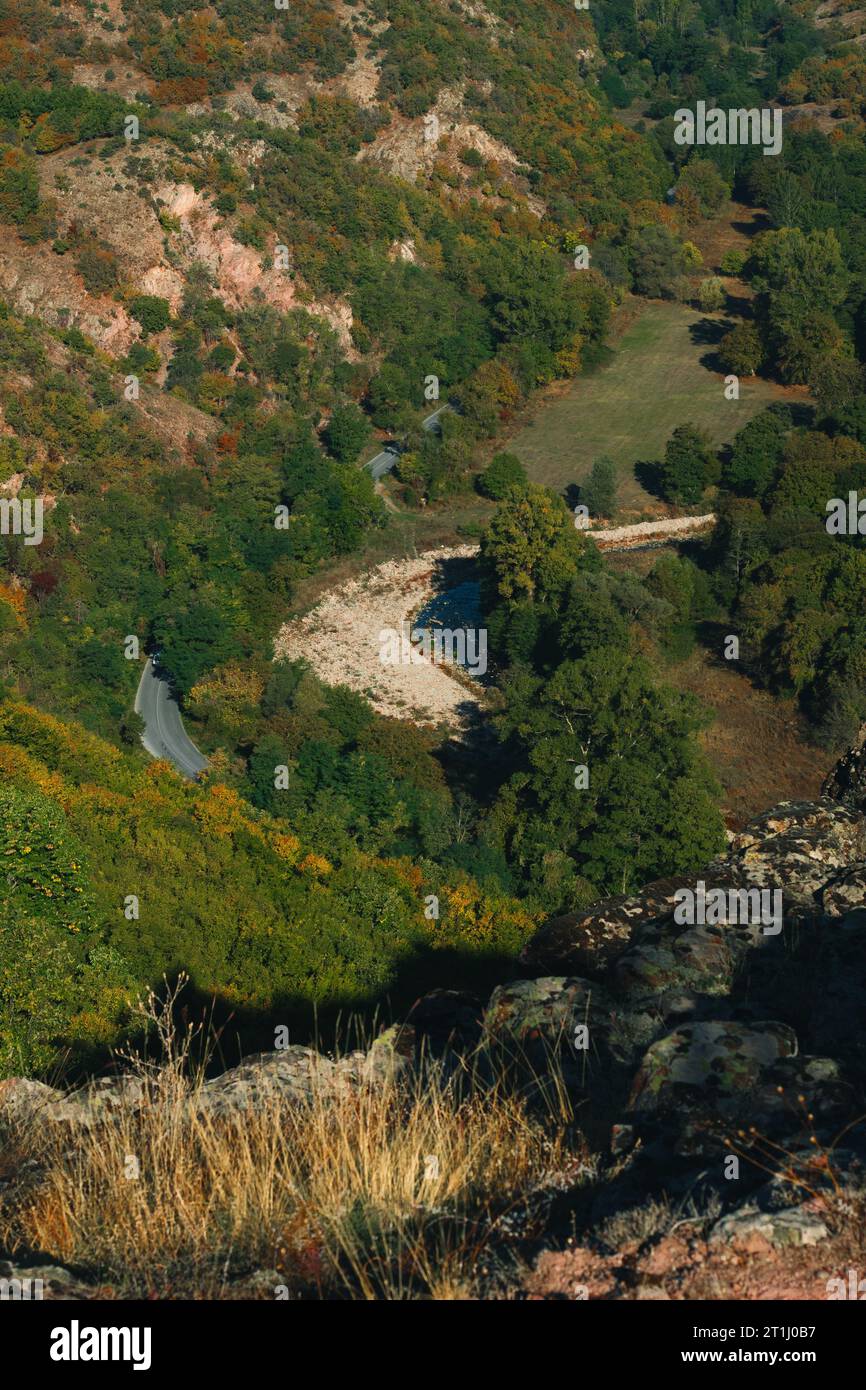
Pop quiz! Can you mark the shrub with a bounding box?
[76,246,119,295]
[129,295,171,335]
[477,452,528,500]
[697,277,725,313]
[719,322,764,377]
[720,248,747,275]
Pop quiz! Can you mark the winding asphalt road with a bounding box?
[134,404,452,772]
[134,658,209,781]
[364,404,451,480]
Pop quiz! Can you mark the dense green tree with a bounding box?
[660,423,719,503]
[719,322,764,377]
[723,410,788,499]
[676,158,729,217]
[480,484,600,609]
[750,228,849,383]
[323,402,371,463]
[581,456,617,518]
[477,452,528,500]
[487,649,724,904]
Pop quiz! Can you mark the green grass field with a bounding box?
[507,298,792,512]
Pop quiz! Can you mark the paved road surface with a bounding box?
[364,404,451,480]
[134,658,209,781]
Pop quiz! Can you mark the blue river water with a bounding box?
[413,579,482,639]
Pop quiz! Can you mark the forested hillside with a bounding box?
[2,0,864,1080]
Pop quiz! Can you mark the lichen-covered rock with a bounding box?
[483,976,614,1086]
[0,1075,147,1129]
[193,1047,339,1117]
[484,976,606,1043]
[722,800,866,906]
[0,1077,65,1124]
[355,1024,415,1082]
[613,922,743,1000]
[192,1039,414,1118]
[819,865,866,917]
[0,1260,92,1298]
[822,724,866,812]
[628,1021,798,1119]
[710,1200,829,1248]
[519,880,691,976]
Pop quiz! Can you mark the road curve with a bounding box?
[364,404,452,480]
[134,658,209,781]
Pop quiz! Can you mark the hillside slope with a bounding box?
[3,734,866,1298]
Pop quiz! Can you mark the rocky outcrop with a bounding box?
[4,741,866,1295]
[822,722,866,811]
[0,1036,414,1130]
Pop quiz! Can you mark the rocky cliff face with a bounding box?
[4,737,866,1298]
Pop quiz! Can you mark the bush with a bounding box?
[76,246,120,295]
[661,423,719,504]
[697,277,725,313]
[477,452,528,500]
[719,322,764,377]
[720,248,747,275]
[124,341,160,375]
[129,295,171,335]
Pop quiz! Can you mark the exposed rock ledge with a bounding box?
[5,732,866,1294]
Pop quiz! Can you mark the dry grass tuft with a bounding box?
[0,987,586,1300]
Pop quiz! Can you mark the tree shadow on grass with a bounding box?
[693,618,736,667]
[634,458,665,498]
[564,482,582,511]
[688,315,738,374]
[723,292,754,320]
[731,213,770,240]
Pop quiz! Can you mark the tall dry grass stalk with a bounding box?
[0,987,585,1300]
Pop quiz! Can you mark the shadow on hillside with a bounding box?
[689,315,731,347]
[633,458,665,497]
[563,482,581,510]
[722,292,754,319]
[687,314,737,374]
[731,213,770,239]
[65,940,537,1085]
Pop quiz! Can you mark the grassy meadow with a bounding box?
[506,297,792,513]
